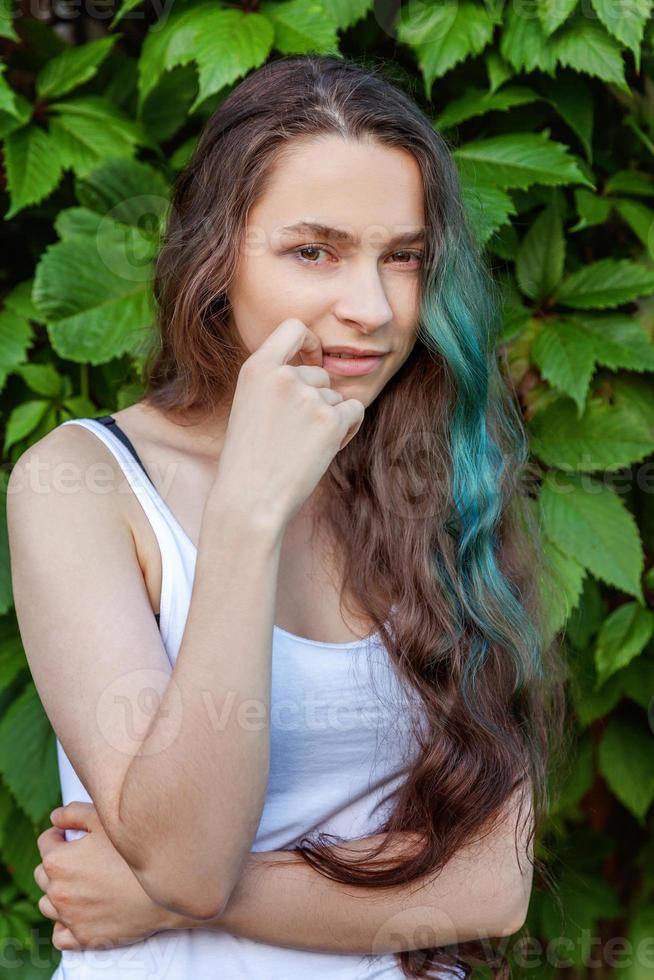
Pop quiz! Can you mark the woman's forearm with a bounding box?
[165,825,531,955]
[111,486,285,921]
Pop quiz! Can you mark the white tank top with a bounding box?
[51,416,430,979]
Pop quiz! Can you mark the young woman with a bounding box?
[9,55,569,980]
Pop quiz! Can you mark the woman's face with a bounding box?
[226,135,425,407]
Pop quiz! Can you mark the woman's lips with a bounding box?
[322,353,386,377]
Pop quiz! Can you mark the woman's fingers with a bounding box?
[33,861,49,891]
[38,893,59,921]
[50,801,99,832]
[289,364,333,388]
[256,317,323,369]
[37,825,65,858]
[317,388,344,405]
[53,921,81,951]
[334,397,366,451]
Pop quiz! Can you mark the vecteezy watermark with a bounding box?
[94,667,417,759]
[33,0,178,30]
[0,925,186,971]
[365,914,654,969]
[3,921,654,969]
[7,447,181,500]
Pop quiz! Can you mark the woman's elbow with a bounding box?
[105,813,228,918]
[135,863,228,921]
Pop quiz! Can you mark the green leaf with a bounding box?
[74,157,170,231]
[536,853,621,963]
[3,125,64,221]
[614,369,654,417]
[576,669,624,726]
[47,96,154,180]
[571,189,612,230]
[598,714,654,823]
[321,0,372,31]
[594,602,654,687]
[0,684,60,824]
[0,100,33,146]
[588,647,654,720]
[0,800,44,901]
[0,63,19,119]
[529,395,654,472]
[138,4,277,112]
[552,11,630,93]
[612,197,654,257]
[53,205,106,240]
[624,904,654,980]
[572,313,654,374]
[619,651,654,710]
[0,311,34,393]
[568,634,624,726]
[457,177,517,246]
[453,132,593,191]
[539,471,645,600]
[566,575,606,650]
[489,222,520,264]
[604,169,654,196]
[500,2,558,74]
[35,35,118,101]
[170,134,197,171]
[0,623,28,695]
[532,317,597,413]
[396,0,496,95]
[193,11,274,113]
[3,279,43,323]
[110,0,147,30]
[554,258,654,309]
[484,50,513,93]
[3,400,52,452]
[515,202,565,303]
[140,64,198,144]
[539,539,586,639]
[550,729,594,816]
[0,0,19,41]
[539,72,594,164]
[13,363,64,398]
[538,0,578,35]
[498,276,530,338]
[591,0,652,73]
[137,1,210,108]
[434,83,542,130]
[33,236,156,365]
[259,0,339,57]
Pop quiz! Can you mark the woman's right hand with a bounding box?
[212,318,365,528]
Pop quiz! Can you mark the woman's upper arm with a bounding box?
[6,425,174,837]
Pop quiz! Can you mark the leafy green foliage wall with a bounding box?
[1,0,654,976]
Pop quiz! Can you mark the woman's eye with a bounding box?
[392,250,423,265]
[294,245,328,263]
[291,246,424,266]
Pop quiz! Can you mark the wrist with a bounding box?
[204,480,288,544]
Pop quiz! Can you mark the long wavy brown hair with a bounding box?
[139,54,572,979]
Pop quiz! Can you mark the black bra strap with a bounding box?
[95,415,155,487]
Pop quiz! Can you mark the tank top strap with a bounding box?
[58,416,191,632]
[94,415,155,487]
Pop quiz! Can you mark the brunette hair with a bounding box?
[140,54,572,979]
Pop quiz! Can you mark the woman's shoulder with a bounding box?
[7,418,134,546]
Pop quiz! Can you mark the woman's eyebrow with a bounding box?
[279,221,426,247]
